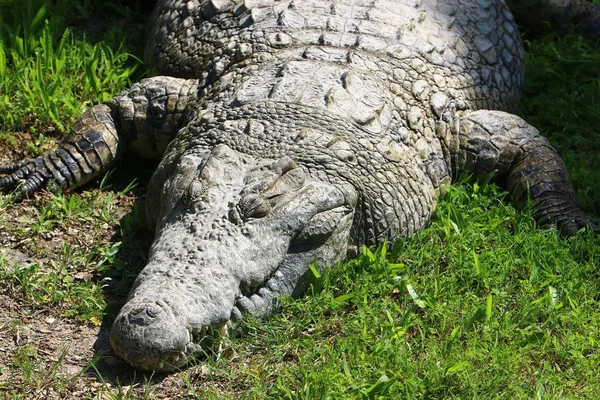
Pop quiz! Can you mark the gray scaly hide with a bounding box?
[1,0,598,371]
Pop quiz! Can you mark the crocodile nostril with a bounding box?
[128,304,163,325]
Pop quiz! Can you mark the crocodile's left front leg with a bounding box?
[0,76,198,197]
[455,110,597,235]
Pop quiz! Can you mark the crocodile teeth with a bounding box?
[218,324,229,337]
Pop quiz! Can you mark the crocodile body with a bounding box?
[1,0,599,371]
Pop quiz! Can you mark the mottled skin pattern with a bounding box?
[1,0,599,371]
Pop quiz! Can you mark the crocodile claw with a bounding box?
[0,157,58,198]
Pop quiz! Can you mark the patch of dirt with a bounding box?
[0,298,102,392]
[0,137,178,397]
[0,291,204,398]
[0,2,226,397]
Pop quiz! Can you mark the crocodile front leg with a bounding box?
[0,104,122,197]
[0,76,198,198]
[457,110,597,236]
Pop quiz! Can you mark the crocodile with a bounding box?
[1,0,599,371]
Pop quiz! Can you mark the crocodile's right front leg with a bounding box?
[0,104,122,197]
[0,76,198,198]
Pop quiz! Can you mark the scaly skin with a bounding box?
[1,0,598,371]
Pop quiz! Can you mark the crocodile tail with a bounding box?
[507,0,600,39]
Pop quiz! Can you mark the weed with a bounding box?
[11,343,70,396]
[0,0,140,134]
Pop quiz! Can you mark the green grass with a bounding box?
[0,1,599,399]
[233,184,599,399]
[0,0,142,136]
[520,30,600,214]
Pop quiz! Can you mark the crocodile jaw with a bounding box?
[109,145,357,371]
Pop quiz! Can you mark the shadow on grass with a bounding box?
[83,155,164,386]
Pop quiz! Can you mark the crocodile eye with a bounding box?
[238,192,272,220]
[182,179,205,206]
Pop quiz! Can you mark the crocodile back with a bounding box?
[145,0,524,112]
[144,0,526,243]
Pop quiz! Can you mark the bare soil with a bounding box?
[0,135,206,398]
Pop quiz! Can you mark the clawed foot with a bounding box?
[0,156,61,198]
[535,208,599,236]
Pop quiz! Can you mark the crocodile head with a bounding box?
[110,144,357,371]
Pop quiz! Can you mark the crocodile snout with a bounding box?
[110,301,196,371]
[110,145,357,370]
[129,304,162,324]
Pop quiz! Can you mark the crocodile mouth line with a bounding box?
[138,324,231,372]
